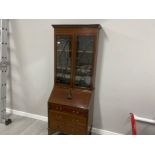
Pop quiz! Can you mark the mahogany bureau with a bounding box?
[48,25,101,135]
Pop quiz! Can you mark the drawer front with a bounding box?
[48,110,88,134]
[62,124,87,135]
[49,103,88,117]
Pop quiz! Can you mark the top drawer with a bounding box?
[49,103,88,117]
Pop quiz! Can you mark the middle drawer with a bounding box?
[51,110,87,127]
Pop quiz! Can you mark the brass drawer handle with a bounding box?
[72,110,79,114]
[55,106,62,111]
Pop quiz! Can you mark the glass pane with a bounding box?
[56,35,72,85]
[75,36,94,88]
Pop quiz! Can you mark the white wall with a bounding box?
[8,19,155,134]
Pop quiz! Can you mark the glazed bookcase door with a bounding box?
[74,35,95,88]
[55,35,72,85]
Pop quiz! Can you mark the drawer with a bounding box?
[49,103,88,117]
[48,110,87,134]
[49,110,87,125]
[62,125,87,135]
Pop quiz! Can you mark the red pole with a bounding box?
[130,113,137,135]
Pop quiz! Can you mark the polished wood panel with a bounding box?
[49,86,92,109]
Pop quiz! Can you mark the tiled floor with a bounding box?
[0,114,48,135]
[0,114,97,135]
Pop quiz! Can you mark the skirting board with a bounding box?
[6,108,121,135]
[6,108,48,122]
[92,128,121,135]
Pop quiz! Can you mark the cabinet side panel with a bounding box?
[88,91,95,134]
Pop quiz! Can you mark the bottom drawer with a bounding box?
[48,110,88,135]
[62,126,86,135]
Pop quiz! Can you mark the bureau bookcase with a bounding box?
[48,25,101,135]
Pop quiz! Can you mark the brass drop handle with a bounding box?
[56,106,62,111]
